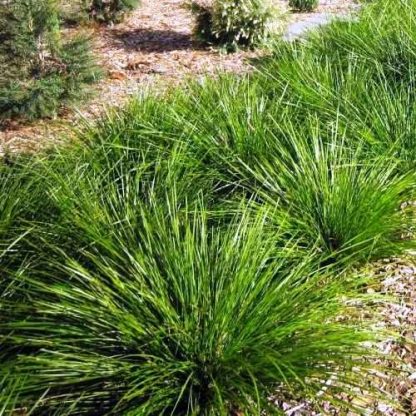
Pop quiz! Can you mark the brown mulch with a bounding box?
[375,258,416,415]
[275,257,416,415]
[0,0,358,154]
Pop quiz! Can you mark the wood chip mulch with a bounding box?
[274,257,416,415]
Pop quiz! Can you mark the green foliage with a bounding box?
[301,0,416,82]
[0,0,100,122]
[0,0,60,60]
[87,0,141,23]
[59,1,91,25]
[253,0,416,173]
[0,130,397,413]
[142,69,416,263]
[1,0,416,413]
[189,0,278,50]
[59,0,140,25]
[289,0,319,12]
[0,371,74,415]
[0,169,385,413]
[76,66,416,266]
[231,132,416,264]
[0,160,35,269]
[0,374,24,416]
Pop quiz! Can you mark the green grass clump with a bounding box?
[0,160,36,272]
[312,0,416,82]
[230,132,415,264]
[254,0,416,172]
[101,74,415,265]
[1,0,416,413]
[269,0,416,86]
[1,182,385,413]
[0,134,396,413]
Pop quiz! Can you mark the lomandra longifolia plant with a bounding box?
[0,171,390,413]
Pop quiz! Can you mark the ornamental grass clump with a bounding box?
[1,0,416,412]
[0,160,39,273]
[293,0,416,83]
[250,0,416,174]
[228,132,416,265]
[189,0,278,50]
[75,69,416,267]
[0,182,388,414]
[0,137,397,413]
[170,78,416,263]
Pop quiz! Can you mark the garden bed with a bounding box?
[0,0,358,154]
[2,0,415,414]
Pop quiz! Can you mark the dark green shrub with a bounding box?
[188,0,278,50]
[59,0,91,25]
[0,0,100,122]
[87,0,141,23]
[289,0,319,12]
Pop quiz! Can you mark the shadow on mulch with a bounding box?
[110,28,206,53]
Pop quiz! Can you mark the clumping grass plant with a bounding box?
[1,187,389,414]
[0,375,25,416]
[311,0,416,83]
[256,0,416,172]
[227,131,416,264]
[92,71,416,266]
[0,160,36,271]
[1,0,416,413]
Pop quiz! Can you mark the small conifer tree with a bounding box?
[189,0,277,51]
[88,0,141,23]
[0,0,100,122]
[289,0,318,12]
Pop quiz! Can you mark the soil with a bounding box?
[0,0,358,154]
